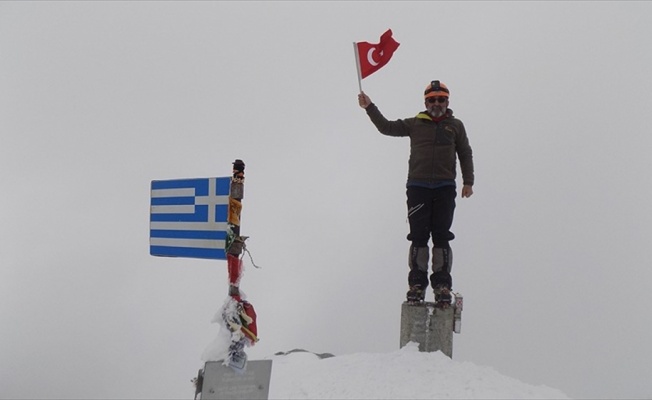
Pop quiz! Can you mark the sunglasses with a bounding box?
[427,97,448,104]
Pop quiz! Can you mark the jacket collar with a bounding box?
[416,108,454,122]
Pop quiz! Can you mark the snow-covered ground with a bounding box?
[202,298,570,400]
[263,344,569,399]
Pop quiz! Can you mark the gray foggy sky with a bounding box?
[1,2,651,399]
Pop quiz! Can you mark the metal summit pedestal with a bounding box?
[400,295,463,358]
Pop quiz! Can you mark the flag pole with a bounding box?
[353,42,363,93]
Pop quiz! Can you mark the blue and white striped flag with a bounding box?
[150,177,231,260]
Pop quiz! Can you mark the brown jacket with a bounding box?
[366,104,474,186]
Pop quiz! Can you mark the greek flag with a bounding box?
[150,177,231,260]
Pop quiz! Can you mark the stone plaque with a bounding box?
[201,360,273,400]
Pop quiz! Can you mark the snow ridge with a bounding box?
[266,343,570,400]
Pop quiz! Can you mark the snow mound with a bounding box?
[266,343,570,399]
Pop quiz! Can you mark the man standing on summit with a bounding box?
[358,81,474,306]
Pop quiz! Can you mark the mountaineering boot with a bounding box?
[433,285,452,308]
[406,285,426,304]
[407,244,429,303]
[430,247,453,296]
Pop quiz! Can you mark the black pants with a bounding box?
[406,185,456,290]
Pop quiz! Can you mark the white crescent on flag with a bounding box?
[367,47,379,66]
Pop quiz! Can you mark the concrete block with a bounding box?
[400,302,454,358]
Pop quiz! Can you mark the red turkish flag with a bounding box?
[356,29,400,79]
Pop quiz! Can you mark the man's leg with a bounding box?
[430,186,457,297]
[406,186,432,301]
